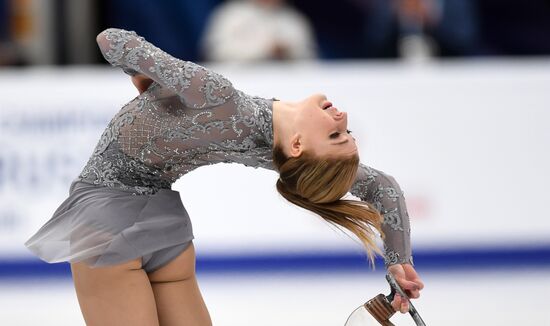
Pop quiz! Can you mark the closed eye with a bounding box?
[329,130,352,139]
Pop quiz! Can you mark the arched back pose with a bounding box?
[25,28,424,325]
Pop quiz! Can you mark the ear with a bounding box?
[289,133,303,157]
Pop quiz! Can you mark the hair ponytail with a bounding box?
[273,145,384,267]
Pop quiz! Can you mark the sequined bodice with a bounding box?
[78,28,413,267]
[78,29,275,196]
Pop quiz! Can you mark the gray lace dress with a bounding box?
[24,28,413,273]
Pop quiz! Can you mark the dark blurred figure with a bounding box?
[200,0,317,62]
[0,0,12,65]
[293,0,479,59]
[361,0,480,58]
[0,0,26,66]
[477,0,550,55]
[292,0,365,59]
[100,0,220,62]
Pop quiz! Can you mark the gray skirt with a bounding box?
[24,179,194,273]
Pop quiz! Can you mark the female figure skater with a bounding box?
[25,28,424,325]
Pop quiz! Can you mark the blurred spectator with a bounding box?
[101,0,219,62]
[0,0,25,66]
[360,0,480,59]
[292,0,367,59]
[0,0,6,41]
[0,0,9,65]
[200,0,317,62]
[0,0,548,66]
[294,0,479,59]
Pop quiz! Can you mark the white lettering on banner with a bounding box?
[0,111,109,134]
[0,150,80,191]
[0,111,106,192]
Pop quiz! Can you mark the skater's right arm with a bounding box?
[350,163,424,314]
[350,163,413,268]
[96,28,235,109]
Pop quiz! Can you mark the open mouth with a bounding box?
[322,101,333,110]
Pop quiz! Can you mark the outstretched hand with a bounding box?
[387,263,424,314]
[131,74,154,94]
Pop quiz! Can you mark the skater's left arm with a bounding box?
[349,162,424,313]
[96,28,235,109]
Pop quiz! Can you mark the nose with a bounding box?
[329,107,345,120]
[337,113,348,132]
[313,93,327,102]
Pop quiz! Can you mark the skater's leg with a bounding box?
[147,242,212,326]
[71,258,160,326]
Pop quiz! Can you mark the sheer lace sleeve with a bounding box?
[350,163,413,268]
[96,28,234,109]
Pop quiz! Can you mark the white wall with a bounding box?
[1,60,549,260]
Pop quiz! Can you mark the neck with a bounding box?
[272,100,296,149]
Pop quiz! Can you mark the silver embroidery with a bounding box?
[77,28,274,195]
[350,163,413,268]
[384,246,414,267]
[86,28,412,268]
[383,208,404,231]
[384,247,401,266]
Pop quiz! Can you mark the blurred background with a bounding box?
[2,0,550,65]
[1,0,549,325]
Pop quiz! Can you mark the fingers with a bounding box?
[391,293,409,314]
[403,279,423,299]
[397,264,425,296]
[387,263,425,313]
[402,264,425,290]
[397,278,421,293]
[395,280,420,301]
[414,278,425,291]
[405,287,420,299]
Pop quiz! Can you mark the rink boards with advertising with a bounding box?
[1,60,549,269]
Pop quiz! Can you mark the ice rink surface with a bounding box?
[1,267,548,325]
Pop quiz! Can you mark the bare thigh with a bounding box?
[147,242,212,326]
[70,258,159,326]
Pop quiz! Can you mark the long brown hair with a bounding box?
[272,145,384,267]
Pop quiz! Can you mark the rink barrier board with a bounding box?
[1,245,549,278]
[2,64,550,276]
